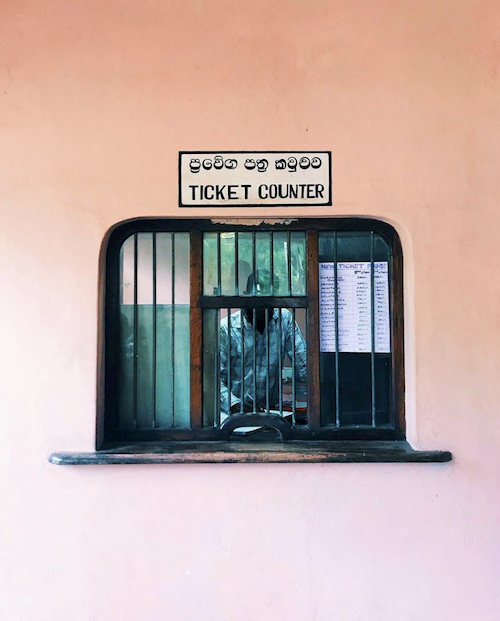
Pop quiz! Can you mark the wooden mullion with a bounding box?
[190,229,203,429]
[306,229,321,429]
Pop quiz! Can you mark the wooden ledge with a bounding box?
[49,441,452,465]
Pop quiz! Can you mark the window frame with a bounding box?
[97,217,405,450]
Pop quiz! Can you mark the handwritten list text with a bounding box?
[319,262,391,353]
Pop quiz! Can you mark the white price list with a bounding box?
[319,262,391,353]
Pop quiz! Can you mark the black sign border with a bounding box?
[178,151,332,208]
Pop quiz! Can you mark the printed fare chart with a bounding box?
[319,262,391,353]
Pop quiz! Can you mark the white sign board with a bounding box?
[319,262,391,353]
[179,151,331,207]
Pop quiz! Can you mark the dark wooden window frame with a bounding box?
[96,217,406,449]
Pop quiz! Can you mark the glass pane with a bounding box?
[255,233,271,295]
[291,231,306,295]
[272,232,289,295]
[136,234,154,427]
[137,234,153,305]
[203,232,218,295]
[155,234,173,427]
[220,232,236,295]
[174,233,190,304]
[173,233,190,426]
[237,232,253,295]
[118,235,135,429]
[121,235,135,305]
[156,233,172,305]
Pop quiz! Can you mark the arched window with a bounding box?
[98,217,406,449]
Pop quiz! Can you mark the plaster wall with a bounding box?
[1,1,499,619]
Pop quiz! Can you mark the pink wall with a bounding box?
[1,0,500,618]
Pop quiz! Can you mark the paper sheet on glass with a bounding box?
[319,262,390,353]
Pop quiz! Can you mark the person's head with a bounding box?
[244,268,278,296]
[243,269,278,330]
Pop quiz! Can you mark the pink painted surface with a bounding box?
[1,0,500,619]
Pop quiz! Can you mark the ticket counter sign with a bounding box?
[179,151,331,207]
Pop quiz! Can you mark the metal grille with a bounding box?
[202,231,308,431]
[202,306,308,426]
[318,231,392,428]
[108,220,398,442]
[118,232,190,430]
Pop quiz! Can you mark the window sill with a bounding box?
[49,441,452,465]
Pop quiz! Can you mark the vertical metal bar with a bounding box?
[240,309,244,415]
[252,231,257,413]
[265,309,270,414]
[217,232,221,295]
[215,308,221,426]
[190,229,203,429]
[212,309,217,426]
[171,232,176,427]
[252,232,256,294]
[132,233,138,429]
[252,309,257,413]
[235,232,239,296]
[287,231,292,295]
[270,233,274,295]
[278,308,283,415]
[370,231,376,427]
[291,308,296,425]
[227,307,232,414]
[152,233,157,428]
[333,232,340,427]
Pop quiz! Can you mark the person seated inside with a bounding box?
[219,269,307,418]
